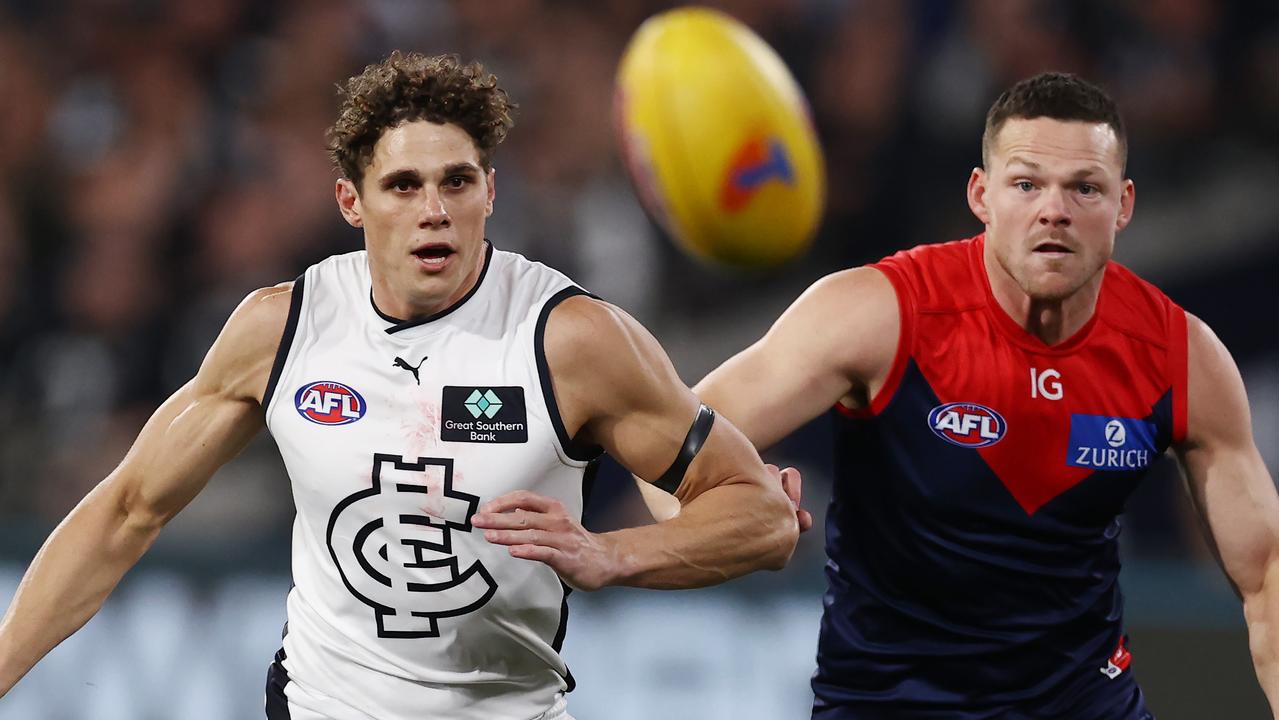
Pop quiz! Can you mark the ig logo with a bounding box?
[326,454,496,638]
[1030,368,1063,401]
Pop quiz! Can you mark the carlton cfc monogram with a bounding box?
[326,454,497,639]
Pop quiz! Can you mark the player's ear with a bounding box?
[485,167,496,218]
[1115,178,1135,232]
[336,178,364,228]
[967,167,991,225]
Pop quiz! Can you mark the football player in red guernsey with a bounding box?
[682,73,1279,718]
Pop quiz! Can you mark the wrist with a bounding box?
[0,642,20,697]
[598,531,638,589]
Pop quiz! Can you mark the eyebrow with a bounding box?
[376,163,483,188]
[443,162,482,176]
[1005,157,1106,178]
[378,168,423,188]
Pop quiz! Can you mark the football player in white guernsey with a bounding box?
[0,52,802,720]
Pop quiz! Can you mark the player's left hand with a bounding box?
[473,491,619,591]
[774,464,813,533]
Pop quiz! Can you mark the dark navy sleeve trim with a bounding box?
[535,286,604,462]
[265,646,293,719]
[262,273,305,413]
[551,581,576,693]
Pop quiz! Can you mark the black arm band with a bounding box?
[653,404,716,495]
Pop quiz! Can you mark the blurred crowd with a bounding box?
[0,0,1276,566]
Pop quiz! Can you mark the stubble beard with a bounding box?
[1015,252,1107,304]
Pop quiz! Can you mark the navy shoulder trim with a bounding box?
[535,286,604,462]
[262,274,305,412]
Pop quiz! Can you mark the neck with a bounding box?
[982,243,1102,346]
[370,244,486,322]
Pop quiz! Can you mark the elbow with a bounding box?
[110,476,170,539]
[1242,556,1279,612]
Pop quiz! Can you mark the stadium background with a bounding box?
[1,0,1277,717]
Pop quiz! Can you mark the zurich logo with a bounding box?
[928,402,1007,448]
[1105,419,1127,447]
[1068,414,1157,471]
[295,381,367,426]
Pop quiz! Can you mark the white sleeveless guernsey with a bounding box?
[262,244,596,720]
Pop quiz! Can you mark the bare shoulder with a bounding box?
[1185,312,1231,371]
[197,282,296,404]
[794,266,896,320]
[544,293,624,336]
[1183,311,1251,449]
[543,294,689,439]
[543,294,659,384]
[775,266,900,381]
[1185,311,1241,396]
[220,282,295,361]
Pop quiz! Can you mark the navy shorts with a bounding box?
[812,685,1155,720]
[264,648,291,719]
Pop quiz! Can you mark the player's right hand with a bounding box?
[473,490,621,591]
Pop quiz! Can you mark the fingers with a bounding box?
[507,544,563,564]
[472,508,548,531]
[797,508,814,533]
[474,492,566,529]
[492,535,580,588]
[482,528,555,548]
[780,466,802,505]
[776,466,814,533]
[478,490,558,515]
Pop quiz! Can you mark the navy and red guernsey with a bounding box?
[815,235,1186,720]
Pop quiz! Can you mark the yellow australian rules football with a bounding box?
[615,7,825,268]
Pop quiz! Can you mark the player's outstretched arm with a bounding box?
[695,267,898,449]
[1176,313,1279,715]
[473,295,799,591]
[0,284,292,697]
[632,268,899,524]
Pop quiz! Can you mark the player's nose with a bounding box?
[1037,186,1071,228]
[418,188,451,229]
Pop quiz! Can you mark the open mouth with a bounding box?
[411,244,455,268]
[1033,242,1073,254]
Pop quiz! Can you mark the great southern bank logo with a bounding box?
[1068,414,1157,471]
[928,402,1007,448]
[720,135,794,213]
[441,386,528,444]
[463,389,503,419]
[295,381,367,426]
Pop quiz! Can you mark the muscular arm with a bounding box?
[0,285,292,695]
[695,267,899,449]
[476,295,800,590]
[1176,313,1279,713]
[635,268,900,522]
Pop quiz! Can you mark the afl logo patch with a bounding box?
[928,402,1007,448]
[295,381,367,426]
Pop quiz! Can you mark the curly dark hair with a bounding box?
[327,51,517,190]
[982,72,1127,170]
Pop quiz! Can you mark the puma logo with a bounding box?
[392,355,427,385]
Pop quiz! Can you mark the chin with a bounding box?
[1023,275,1086,302]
